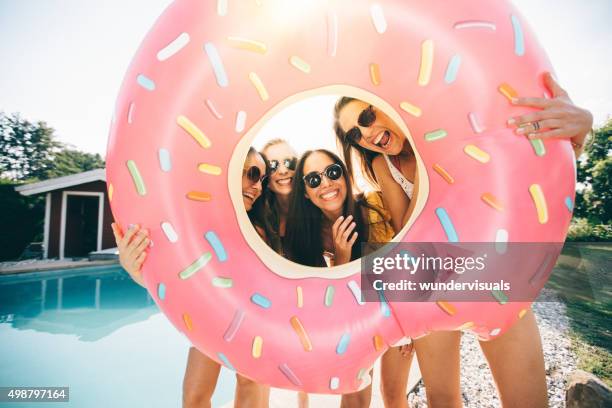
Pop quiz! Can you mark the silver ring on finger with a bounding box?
[533,121,541,131]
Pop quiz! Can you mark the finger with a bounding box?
[348,231,359,246]
[515,118,563,135]
[127,232,148,257]
[527,128,565,140]
[509,110,559,127]
[111,223,123,243]
[512,97,553,109]
[134,236,150,255]
[341,222,357,243]
[121,224,140,247]
[339,215,353,233]
[332,216,344,238]
[134,252,147,269]
[543,72,568,98]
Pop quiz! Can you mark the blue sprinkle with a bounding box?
[205,231,227,262]
[217,352,235,371]
[435,208,459,242]
[158,149,172,172]
[511,15,525,56]
[136,74,156,91]
[251,293,271,309]
[378,291,391,318]
[565,197,574,212]
[157,283,166,300]
[444,55,461,84]
[336,332,351,355]
[204,42,229,87]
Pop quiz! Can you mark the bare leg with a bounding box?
[479,309,548,408]
[297,391,309,408]
[183,347,221,408]
[340,372,373,408]
[380,346,413,408]
[234,375,270,408]
[413,331,462,408]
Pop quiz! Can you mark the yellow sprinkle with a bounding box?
[252,336,263,358]
[296,286,303,308]
[481,192,504,212]
[432,164,454,184]
[249,72,269,101]
[399,101,422,117]
[529,184,548,224]
[464,144,490,163]
[373,335,384,351]
[183,313,193,331]
[456,321,474,331]
[227,36,267,54]
[186,191,212,202]
[369,63,381,85]
[177,115,211,149]
[289,56,311,74]
[437,301,456,316]
[108,183,114,202]
[498,83,518,102]
[418,39,434,86]
[518,309,528,319]
[198,163,222,175]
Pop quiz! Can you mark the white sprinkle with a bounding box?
[205,99,223,119]
[161,221,179,243]
[235,111,247,133]
[127,102,135,124]
[468,112,484,134]
[327,11,338,57]
[330,377,340,390]
[158,149,172,172]
[204,42,229,88]
[454,21,496,31]
[490,328,501,336]
[347,280,365,305]
[217,0,228,16]
[289,56,311,73]
[370,4,387,34]
[495,229,508,254]
[157,32,190,61]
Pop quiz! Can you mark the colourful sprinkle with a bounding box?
[251,293,272,309]
[347,280,365,305]
[373,334,384,351]
[370,4,387,34]
[468,112,485,134]
[491,290,508,304]
[158,148,172,172]
[204,42,229,87]
[369,63,381,86]
[357,368,367,381]
[498,83,518,102]
[252,336,263,359]
[161,221,179,243]
[227,36,267,54]
[418,40,434,86]
[249,72,269,101]
[324,285,335,307]
[327,11,338,57]
[529,184,548,224]
[127,102,135,124]
[198,163,222,175]
[330,377,340,391]
[432,163,455,184]
[108,183,114,202]
[565,197,573,212]
[212,277,233,288]
[464,144,490,163]
[519,309,528,319]
[399,101,422,117]
[177,115,211,149]
[235,111,247,133]
[454,21,496,30]
[489,328,501,336]
[336,332,351,355]
[296,286,304,308]
[435,208,458,242]
[437,301,456,316]
[290,316,313,352]
[425,129,447,142]
[289,56,311,74]
[223,309,245,342]
[530,139,546,157]
[157,32,190,61]
[529,253,554,285]
[183,313,193,331]
[444,55,461,84]
[205,99,223,119]
[511,15,525,56]
[136,74,155,91]
[378,291,391,318]
[126,160,147,196]
[216,0,228,17]
[481,192,504,212]
[186,191,212,202]
[157,283,166,300]
[279,363,302,387]
[179,253,212,280]
[495,228,509,254]
[205,231,227,262]
[218,352,235,371]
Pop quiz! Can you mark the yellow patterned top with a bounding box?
[364,191,395,243]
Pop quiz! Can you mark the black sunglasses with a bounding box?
[345,105,376,144]
[268,157,297,174]
[303,163,343,189]
[243,166,267,184]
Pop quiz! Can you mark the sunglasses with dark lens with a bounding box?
[303,163,343,189]
[244,166,267,184]
[345,105,376,144]
[268,157,297,174]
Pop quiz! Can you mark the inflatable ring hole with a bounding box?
[229,85,428,279]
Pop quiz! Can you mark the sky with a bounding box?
[0,0,610,157]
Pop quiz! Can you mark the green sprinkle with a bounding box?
[530,139,546,157]
[179,252,212,280]
[425,129,448,142]
[212,277,233,288]
[492,290,508,305]
[126,160,147,196]
[324,285,335,307]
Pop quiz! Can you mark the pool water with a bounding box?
[0,265,236,407]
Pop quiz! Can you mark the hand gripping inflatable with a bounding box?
[106,0,575,393]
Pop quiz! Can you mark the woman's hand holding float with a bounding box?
[332,215,358,266]
[111,223,149,288]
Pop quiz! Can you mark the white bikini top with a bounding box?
[383,154,414,199]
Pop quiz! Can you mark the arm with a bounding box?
[400,167,419,228]
[372,155,411,233]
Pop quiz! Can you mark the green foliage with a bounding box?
[43,149,105,179]
[567,218,612,242]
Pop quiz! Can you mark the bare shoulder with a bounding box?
[372,155,392,179]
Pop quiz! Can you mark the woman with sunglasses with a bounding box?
[111,147,270,408]
[333,73,594,407]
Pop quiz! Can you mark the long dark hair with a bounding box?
[333,97,380,188]
[285,149,381,267]
[246,147,268,235]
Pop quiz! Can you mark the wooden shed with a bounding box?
[15,169,114,259]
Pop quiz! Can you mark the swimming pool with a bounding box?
[0,265,236,407]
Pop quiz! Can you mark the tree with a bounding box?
[42,148,105,179]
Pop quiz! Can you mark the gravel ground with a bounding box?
[408,288,577,407]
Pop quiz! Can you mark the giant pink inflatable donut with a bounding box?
[107,0,575,393]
